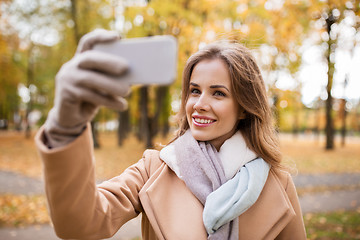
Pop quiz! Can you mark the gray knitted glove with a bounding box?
[44,29,130,148]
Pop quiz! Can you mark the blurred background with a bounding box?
[0,0,359,239]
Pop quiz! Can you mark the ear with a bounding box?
[238,109,246,120]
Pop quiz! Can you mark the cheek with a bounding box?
[185,98,195,115]
[217,101,239,123]
[185,101,192,124]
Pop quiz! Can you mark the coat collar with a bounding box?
[159,131,257,180]
[139,163,295,240]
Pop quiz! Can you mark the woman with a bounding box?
[35,29,306,240]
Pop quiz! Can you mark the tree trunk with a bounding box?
[340,75,349,147]
[292,92,301,138]
[117,109,130,146]
[272,93,280,131]
[139,86,152,148]
[70,0,80,43]
[325,12,336,150]
[161,87,171,137]
[162,117,170,138]
[313,100,320,143]
[325,84,334,150]
[293,109,299,137]
[340,98,347,147]
[152,86,168,137]
[25,44,34,139]
[91,121,100,148]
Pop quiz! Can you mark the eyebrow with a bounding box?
[210,85,230,92]
[190,82,230,93]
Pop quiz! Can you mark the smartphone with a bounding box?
[93,35,178,85]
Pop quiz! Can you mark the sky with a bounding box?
[300,45,360,106]
[273,44,360,108]
[275,16,360,108]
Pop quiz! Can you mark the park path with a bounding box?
[0,170,359,240]
[0,170,141,240]
[292,173,360,213]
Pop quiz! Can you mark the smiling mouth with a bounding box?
[192,117,216,126]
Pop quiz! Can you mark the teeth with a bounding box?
[195,118,213,124]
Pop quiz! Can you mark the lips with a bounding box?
[192,115,216,126]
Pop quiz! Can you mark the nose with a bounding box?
[193,94,210,112]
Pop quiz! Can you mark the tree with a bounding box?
[324,9,338,149]
[307,0,360,149]
[0,31,21,130]
[139,86,152,148]
[117,108,130,146]
[3,0,358,148]
[1,0,66,136]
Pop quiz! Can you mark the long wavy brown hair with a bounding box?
[174,41,282,169]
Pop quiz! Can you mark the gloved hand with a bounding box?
[44,29,130,148]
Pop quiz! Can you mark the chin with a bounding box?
[190,131,212,142]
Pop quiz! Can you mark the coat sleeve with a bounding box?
[35,125,156,239]
[276,172,307,240]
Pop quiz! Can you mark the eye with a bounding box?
[190,88,201,95]
[214,90,226,97]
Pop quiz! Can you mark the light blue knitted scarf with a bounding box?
[203,158,270,236]
[160,130,270,239]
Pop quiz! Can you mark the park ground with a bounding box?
[0,130,360,239]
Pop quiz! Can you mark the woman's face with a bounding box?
[185,58,244,150]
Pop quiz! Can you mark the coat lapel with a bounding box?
[140,164,295,240]
[238,170,295,239]
[139,163,207,240]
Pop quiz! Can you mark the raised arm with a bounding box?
[35,30,145,239]
[36,124,151,239]
[44,29,129,148]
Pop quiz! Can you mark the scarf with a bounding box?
[159,130,270,239]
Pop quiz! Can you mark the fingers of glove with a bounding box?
[78,50,129,76]
[77,29,119,53]
[56,58,130,98]
[73,86,129,111]
[76,69,131,98]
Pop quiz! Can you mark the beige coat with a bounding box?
[35,126,306,240]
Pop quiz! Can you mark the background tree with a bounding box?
[306,0,357,149]
[1,0,66,137]
[0,31,21,130]
[1,0,359,148]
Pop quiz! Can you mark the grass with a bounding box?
[0,194,49,227]
[304,209,360,240]
[0,129,360,238]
